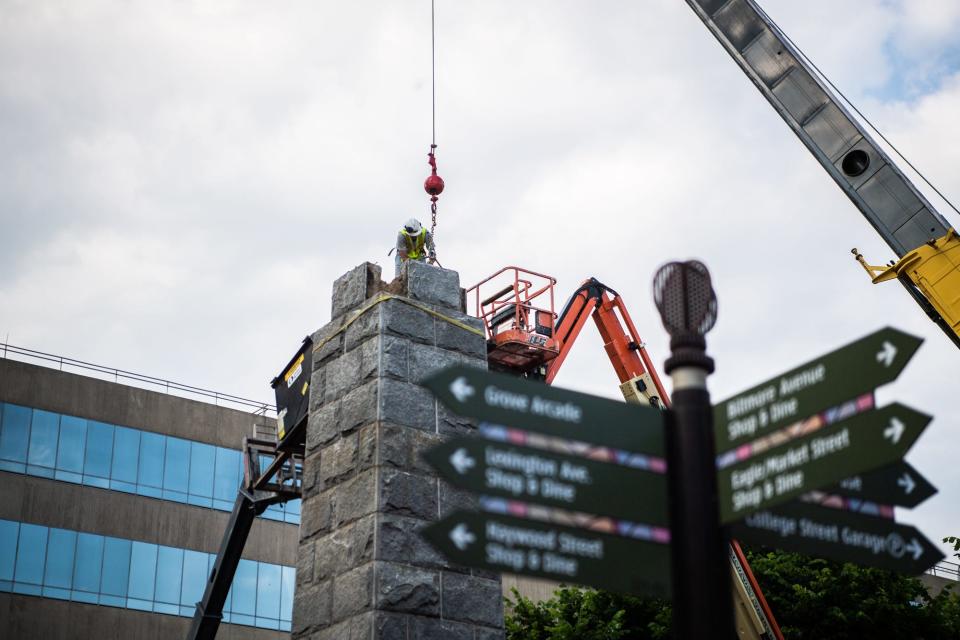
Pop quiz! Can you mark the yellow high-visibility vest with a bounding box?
[402,228,427,259]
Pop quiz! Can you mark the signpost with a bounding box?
[717,403,930,523]
[827,461,937,509]
[417,257,940,639]
[713,327,922,453]
[425,437,669,525]
[423,365,665,455]
[421,365,673,598]
[422,510,672,598]
[729,501,944,574]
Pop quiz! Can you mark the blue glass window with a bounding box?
[27,410,59,478]
[162,437,190,502]
[256,562,281,629]
[13,523,47,595]
[231,559,258,626]
[127,541,157,610]
[180,549,209,617]
[0,403,299,525]
[43,528,77,600]
[0,519,293,631]
[137,432,165,498]
[100,537,131,607]
[110,426,140,493]
[188,442,215,508]
[0,520,18,590]
[285,498,301,524]
[83,421,114,488]
[213,447,241,511]
[154,545,184,614]
[280,565,295,629]
[55,415,86,483]
[72,532,104,604]
[0,403,31,472]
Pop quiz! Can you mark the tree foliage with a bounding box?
[505,586,669,640]
[505,547,960,639]
[744,549,959,640]
[944,536,960,560]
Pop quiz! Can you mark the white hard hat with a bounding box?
[404,218,422,235]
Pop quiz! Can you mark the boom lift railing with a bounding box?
[468,266,561,375]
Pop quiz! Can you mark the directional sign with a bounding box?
[424,437,669,525]
[827,461,937,509]
[718,403,930,523]
[728,501,944,575]
[714,327,922,453]
[423,510,672,598]
[424,366,665,456]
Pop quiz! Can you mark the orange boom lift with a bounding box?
[467,266,784,640]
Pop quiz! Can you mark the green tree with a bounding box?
[943,536,960,560]
[505,548,960,639]
[744,548,960,640]
[505,586,671,640]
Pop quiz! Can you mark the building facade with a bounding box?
[0,356,298,639]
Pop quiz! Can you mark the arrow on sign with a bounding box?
[828,461,936,509]
[714,327,922,453]
[450,377,475,403]
[897,473,915,495]
[876,341,897,367]
[424,366,665,456]
[449,448,476,475]
[904,538,924,561]
[728,501,943,575]
[424,437,670,525]
[718,403,930,523]
[449,523,476,550]
[422,510,672,598]
[884,417,905,444]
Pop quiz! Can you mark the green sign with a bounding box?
[424,437,669,525]
[424,366,665,456]
[714,327,922,452]
[718,403,930,524]
[828,461,937,509]
[728,501,944,575]
[422,510,672,598]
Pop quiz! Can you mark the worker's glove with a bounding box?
[429,251,437,262]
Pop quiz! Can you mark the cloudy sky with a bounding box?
[2,1,959,558]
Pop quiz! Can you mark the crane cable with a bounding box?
[755,2,960,219]
[423,0,445,252]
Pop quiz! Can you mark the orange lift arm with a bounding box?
[542,277,784,640]
[545,278,669,408]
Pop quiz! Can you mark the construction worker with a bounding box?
[395,218,435,277]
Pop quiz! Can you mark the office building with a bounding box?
[0,351,297,639]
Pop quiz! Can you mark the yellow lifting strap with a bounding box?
[312,293,483,356]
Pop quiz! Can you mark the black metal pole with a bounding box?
[665,367,734,639]
[654,260,734,640]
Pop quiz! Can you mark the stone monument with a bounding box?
[292,260,504,639]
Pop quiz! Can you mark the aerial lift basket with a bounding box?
[466,266,561,374]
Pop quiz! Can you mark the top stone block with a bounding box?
[329,260,466,321]
[401,260,463,311]
[331,263,382,319]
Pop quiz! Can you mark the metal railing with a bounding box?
[0,342,275,417]
[927,560,959,581]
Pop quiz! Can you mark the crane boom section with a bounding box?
[684,0,950,257]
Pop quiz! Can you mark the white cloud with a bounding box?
[1,0,958,561]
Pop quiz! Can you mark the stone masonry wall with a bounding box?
[292,261,504,639]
